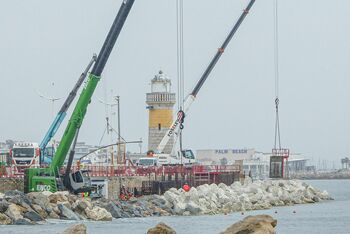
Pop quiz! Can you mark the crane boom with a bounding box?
[39,54,97,165]
[50,0,135,172]
[156,0,256,153]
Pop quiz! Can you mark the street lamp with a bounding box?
[98,97,118,165]
[36,82,61,118]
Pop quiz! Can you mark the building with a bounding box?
[146,71,176,154]
[242,152,270,180]
[196,148,255,165]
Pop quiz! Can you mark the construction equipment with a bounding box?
[24,0,135,194]
[10,142,40,173]
[39,54,97,165]
[154,0,256,165]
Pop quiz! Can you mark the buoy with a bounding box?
[293,210,296,214]
[183,184,190,192]
[274,211,278,214]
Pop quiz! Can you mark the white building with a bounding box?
[196,148,255,165]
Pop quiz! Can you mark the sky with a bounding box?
[1,0,350,168]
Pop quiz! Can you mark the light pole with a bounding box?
[36,82,61,118]
[114,95,123,163]
[98,97,118,165]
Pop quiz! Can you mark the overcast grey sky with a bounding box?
[1,0,350,167]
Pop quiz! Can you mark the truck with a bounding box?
[137,157,158,167]
[152,0,256,165]
[24,0,135,194]
[10,142,40,173]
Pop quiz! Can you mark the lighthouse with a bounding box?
[146,71,176,154]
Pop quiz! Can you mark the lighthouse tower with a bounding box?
[146,71,176,154]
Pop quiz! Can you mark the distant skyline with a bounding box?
[1,0,350,168]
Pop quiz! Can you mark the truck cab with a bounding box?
[137,157,158,167]
[156,149,196,165]
[11,142,40,172]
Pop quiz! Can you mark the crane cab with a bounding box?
[65,169,92,194]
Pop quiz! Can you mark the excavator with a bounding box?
[24,0,135,194]
[153,0,256,165]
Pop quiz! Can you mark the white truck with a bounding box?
[155,149,196,165]
[137,157,158,167]
[10,142,40,173]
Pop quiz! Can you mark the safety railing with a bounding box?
[0,164,240,178]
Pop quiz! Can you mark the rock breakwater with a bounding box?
[162,179,333,215]
[0,179,332,225]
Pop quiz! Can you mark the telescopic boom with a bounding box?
[39,54,96,165]
[156,0,256,153]
[50,0,135,171]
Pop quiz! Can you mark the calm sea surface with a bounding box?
[1,180,349,234]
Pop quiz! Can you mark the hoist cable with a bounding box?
[273,0,282,150]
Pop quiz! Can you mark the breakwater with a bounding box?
[0,179,332,225]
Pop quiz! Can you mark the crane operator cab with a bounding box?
[178,149,196,164]
[65,169,92,194]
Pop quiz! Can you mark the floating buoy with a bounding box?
[183,184,190,192]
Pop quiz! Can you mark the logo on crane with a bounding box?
[167,111,185,137]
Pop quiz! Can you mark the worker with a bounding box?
[183,183,190,192]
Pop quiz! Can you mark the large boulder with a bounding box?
[220,215,277,234]
[5,204,24,221]
[31,204,48,218]
[147,222,176,234]
[9,195,32,210]
[73,199,92,212]
[27,192,52,213]
[24,210,44,222]
[100,201,122,219]
[0,200,9,213]
[49,192,69,204]
[58,203,80,220]
[185,201,203,215]
[62,223,87,234]
[0,213,12,225]
[13,218,34,225]
[85,206,112,221]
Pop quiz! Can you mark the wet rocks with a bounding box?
[147,222,176,234]
[5,203,24,221]
[13,218,34,225]
[102,201,123,219]
[62,223,87,234]
[24,210,44,222]
[58,203,80,220]
[0,179,332,225]
[220,215,277,234]
[0,213,12,225]
[0,200,9,213]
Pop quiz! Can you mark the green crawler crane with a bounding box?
[24,0,135,194]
